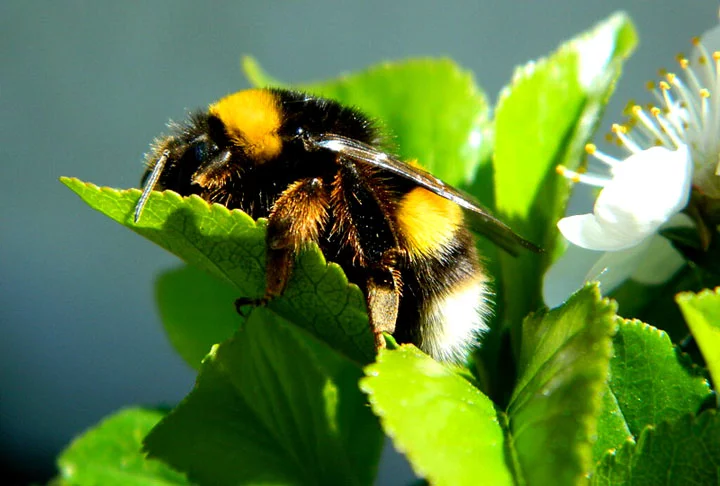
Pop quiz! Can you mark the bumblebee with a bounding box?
[135,88,539,363]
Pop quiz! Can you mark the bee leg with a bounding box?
[234,297,262,316]
[367,268,401,349]
[254,178,329,309]
[333,159,406,349]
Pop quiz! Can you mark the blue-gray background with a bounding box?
[1,1,714,484]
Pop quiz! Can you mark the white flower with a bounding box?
[543,26,720,307]
[543,146,692,308]
[557,145,692,252]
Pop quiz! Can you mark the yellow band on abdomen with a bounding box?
[396,187,463,258]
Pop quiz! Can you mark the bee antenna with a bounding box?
[134,150,169,223]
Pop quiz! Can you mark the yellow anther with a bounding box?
[622,100,636,115]
[631,105,642,116]
[699,55,708,65]
[666,72,677,84]
[646,80,656,91]
[659,81,671,91]
[676,54,690,69]
[611,123,627,134]
[691,36,700,47]
[556,165,581,183]
[585,143,596,154]
[604,133,614,143]
[658,68,668,77]
[700,88,711,98]
[650,106,661,117]
[713,51,720,61]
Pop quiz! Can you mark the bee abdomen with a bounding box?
[417,273,491,363]
[394,185,491,363]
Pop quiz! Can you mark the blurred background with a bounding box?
[1,1,715,484]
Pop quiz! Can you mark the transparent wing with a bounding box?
[311,133,542,256]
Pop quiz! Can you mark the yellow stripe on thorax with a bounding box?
[396,186,462,258]
[209,89,282,161]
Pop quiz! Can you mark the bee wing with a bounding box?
[312,134,542,256]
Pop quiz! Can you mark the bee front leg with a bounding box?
[235,177,329,312]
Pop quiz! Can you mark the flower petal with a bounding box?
[700,23,720,52]
[630,213,692,285]
[585,240,652,291]
[630,234,685,285]
[557,214,640,251]
[542,244,603,308]
[560,145,692,251]
[600,144,691,225]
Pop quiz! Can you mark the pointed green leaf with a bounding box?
[144,307,383,486]
[507,284,617,486]
[593,411,720,485]
[244,57,491,186]
[593,317,712,463]
[61,177,374,364]
[677,288,720,390]
[493,13,637,327]
[58,408,188,485]
[605,319,712,437]
[361,346,512,486]
[156,265,240,370]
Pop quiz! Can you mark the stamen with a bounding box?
[700,88,711,125]
[556,165,609,187]
[650,108,684,148]
[676,53,689,70]
[612,123,642,153]
[694,36,713,81]
[586,143,620,167]
[666,73,702,128]
[648,83,665,107]
[713,53,720,136]
[631,105,674,148]
[678,54,704,95]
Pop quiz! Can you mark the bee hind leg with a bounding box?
[366,266,402,350]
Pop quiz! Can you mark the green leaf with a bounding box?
[241,55,286,88]
[360,346,512,486]
[592,411,720,485]
[592,384,633,464]
[144,307,383,486]
[603,319,712,440]
[677,287,720,391]
[61,177,374,364]
[492,12,637,328]
[58,408,188,485]
[507,283,617,486]
[243,57,491,187]
[608,268,694,344]
[156,265,241,370]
